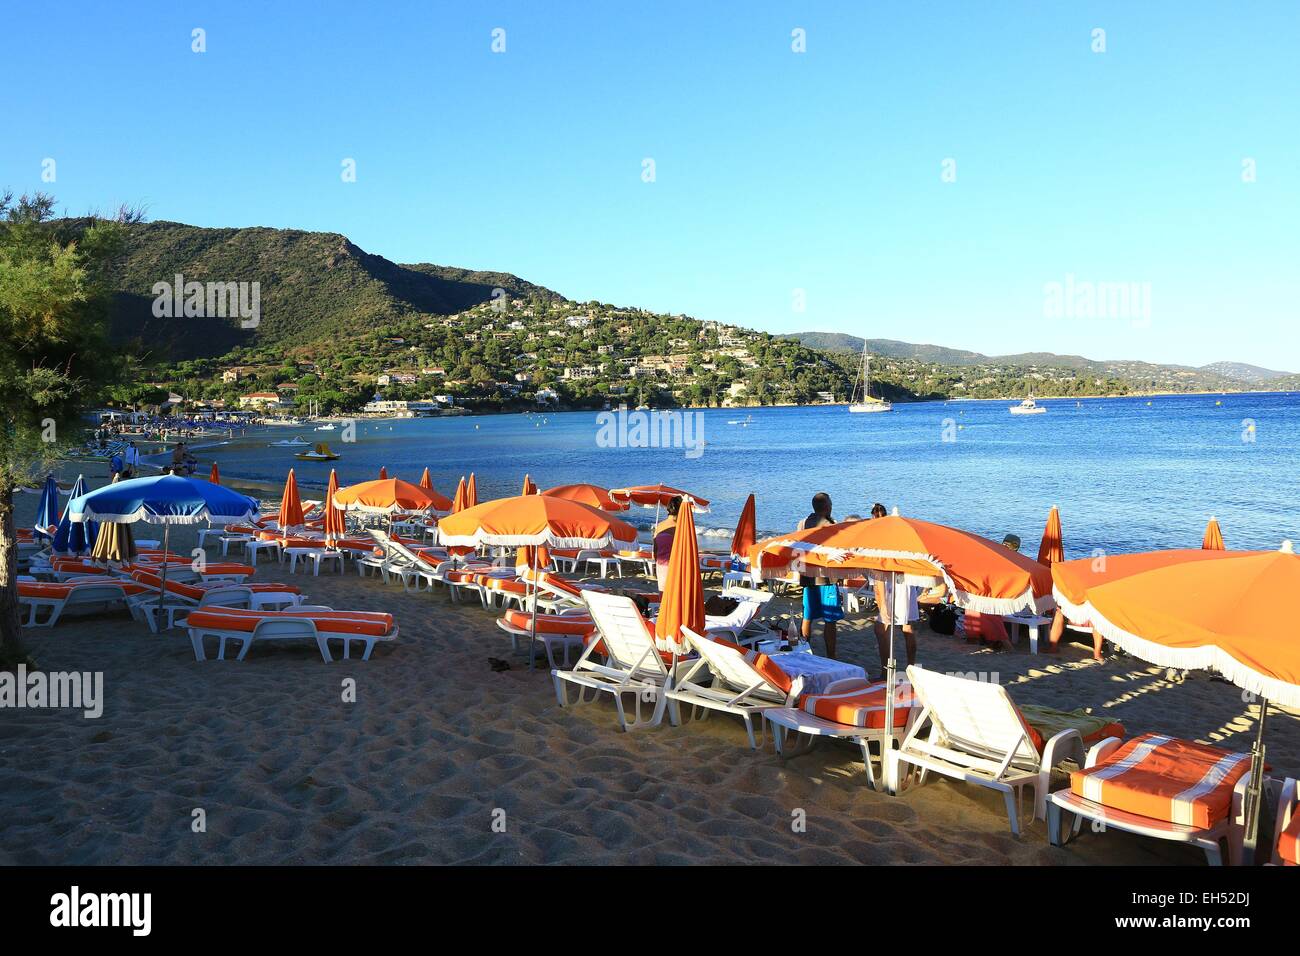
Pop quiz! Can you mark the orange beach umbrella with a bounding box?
[466,472,478,508]
[609,484,710,511]
[655,499,705,656]
[1082,542,1300,854]
[541,483,627,511]
[750,515,1054,615]
[521,474,538,496]
[378,466,388,480]
[208,463,220,484]
[332,478,450,514]
[419,467,433,491]
[278,468,305,530]
[451,477,468,513]
[1203,517,1226,551]
[1050,549,1257,624]
[729,493,756,559]
[1037,505,1064,566]
[323,468,346,543]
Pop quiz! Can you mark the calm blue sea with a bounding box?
[201,393,1300,557]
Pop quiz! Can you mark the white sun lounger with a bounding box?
[187,605,397,662]
[665,626,804,748]
[887,665,1088,835]
[704,586,780,647]
[552,590,681,731]
[19,582,131,628]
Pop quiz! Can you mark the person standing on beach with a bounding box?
[108,449,124,481]
[653,496,683,591]
[798,492,840,658]
[868,502,919,677]
[124,441,140,479]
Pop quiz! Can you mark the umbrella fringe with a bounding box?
[70,509,253,525]
[1051,586,1092,626]
[1087,611,1300,709]
[436,532,633,549]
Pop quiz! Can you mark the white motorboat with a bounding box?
[267,436,311,447]
[1009,394,1046,415]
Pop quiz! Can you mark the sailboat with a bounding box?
[848,346,892,413]
[295,442,340,461]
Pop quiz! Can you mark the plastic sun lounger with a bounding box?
[18,581,138,627]
[496,609,595,669]
[552,590,685,731]
[1271,777,1299,866]
[763,677,917,791]
[1047,734,1257,866]
[887,665,1104,834]
[185,606,397,662]
[704,586,780,647]
[665,627,805,749]
[126,571,303,632]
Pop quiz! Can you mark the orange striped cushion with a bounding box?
[712,638,793,696]
[1278,811,1300,866]
[484,578,527,595]
[1069,734,1251,829]
[502,610,594,635]
[800,680,914,729]
[19,581,146,598]
[187,607,393,637]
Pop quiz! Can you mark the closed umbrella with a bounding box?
[1082,543,1300,857]
[90,521,135,564]
[322,469,346,544]
[466,472,478,508]
[419,468,433,491]
[69,475,258,620]
[439,495,638,668]
[729,493,756,559]
[451,477,468,513]
[521,474,538,496]
[33,474,61,541]
[52,475,97,555]
[378,466,388,480]
[277,468,305,531]
[1037,505,1064,566]
[1203,517,1226,551]
[209,463,220,484]
[654,499,705,658]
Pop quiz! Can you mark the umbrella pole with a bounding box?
[1243,696,1270,861]
[528,569,539,671]
[157,524,170,625]
[884,571,898,761]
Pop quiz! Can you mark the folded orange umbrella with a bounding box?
[333,478,451,514]
[729,493,756,559]
[1203,517,1225,551]
[521,474,537,496]
[541,483,627,511]
[419,468,433,491]
[323,469,346,543]
[451,476,468,513]
[277,468,304,529]
[1037,505,1064,566]
[750,515,1053,615]
[209,463,220,484]
[378,466,388,480]
[466,472,478,508]
[655,499,704,656]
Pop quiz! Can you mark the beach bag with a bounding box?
[705,594,740,616]
[928,603,957,635]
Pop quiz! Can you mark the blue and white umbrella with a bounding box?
[68,474,258,526]
[33,474,61,541]
[68,475,258,619]
[52,474,97,555]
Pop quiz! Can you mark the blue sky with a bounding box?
[4,1,1297,369]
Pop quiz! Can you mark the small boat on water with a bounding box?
[1010,394,1046,415]
[315,423,336,431]
[848,346,892,413]
[268,436,311,447]
[295,442,340,461]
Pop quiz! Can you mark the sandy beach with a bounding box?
[4,474,1296,867]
